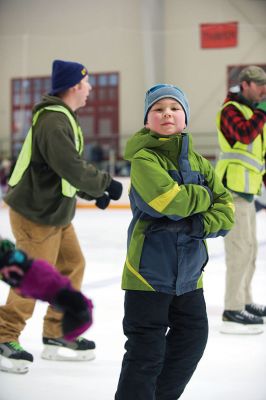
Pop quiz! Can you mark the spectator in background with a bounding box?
[0,158,12,198]
[215,65,266,334]
[91,142,104,167]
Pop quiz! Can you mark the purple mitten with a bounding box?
[58,293,93,340]
[18,259,71,302]
[18,259,93,340]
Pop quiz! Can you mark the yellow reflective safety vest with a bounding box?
[215,101,266,194]
[9,105,84,198]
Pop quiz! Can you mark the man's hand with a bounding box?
[95,194,110,209]
[106,179,123,200]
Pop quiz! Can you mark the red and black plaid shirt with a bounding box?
[220,92,266,147]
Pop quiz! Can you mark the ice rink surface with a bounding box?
[0,206,265,400]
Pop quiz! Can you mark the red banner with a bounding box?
[200,22,238,49]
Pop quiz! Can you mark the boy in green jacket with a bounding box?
[115,84,234,400]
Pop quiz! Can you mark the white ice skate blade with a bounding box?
[41,345,95,361]
[0,355,30,374]
[219,321,264,335]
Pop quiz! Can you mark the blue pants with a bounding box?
[115,289,208,400]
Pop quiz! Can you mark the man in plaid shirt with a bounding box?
[216,65,266,334]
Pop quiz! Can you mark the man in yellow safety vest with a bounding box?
[0,60,122,373]
[216,65,266,334]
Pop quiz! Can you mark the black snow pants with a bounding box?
[115,288,208,400]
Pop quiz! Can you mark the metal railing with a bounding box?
[0,131,220,176]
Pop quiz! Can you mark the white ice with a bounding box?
[0,206,266,400]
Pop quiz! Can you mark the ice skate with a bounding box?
[0,342,33,374]
[41,337,96,361]
[245,303,266,323]
[219,310,264,335]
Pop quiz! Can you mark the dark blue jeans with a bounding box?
[115,289,208,400]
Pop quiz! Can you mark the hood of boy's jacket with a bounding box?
[124,127,187,161]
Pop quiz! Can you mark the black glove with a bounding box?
[0,239,15,256]
[53,288,92,339]
[0,243,31,287]
[146,217,193,235]
[95,193,110,209]
[106,179,123,200]
[255,199,266,212]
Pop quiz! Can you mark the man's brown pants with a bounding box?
[0,208,85,342]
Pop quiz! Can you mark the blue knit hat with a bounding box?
[144,84,190,126]
[49,60,88,95]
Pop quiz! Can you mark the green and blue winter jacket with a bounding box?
[122,128,234,296]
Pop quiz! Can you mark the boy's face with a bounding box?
[145,98,186,135]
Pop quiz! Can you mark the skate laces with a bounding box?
[250,303,265,312]
[240,310,257,320]
[8,341,24,351]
